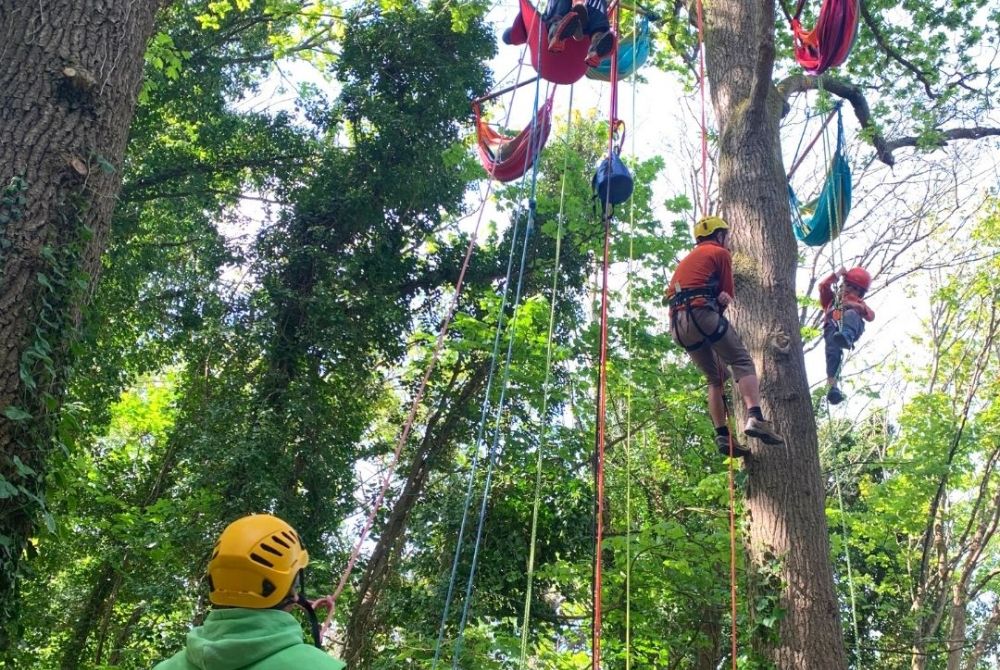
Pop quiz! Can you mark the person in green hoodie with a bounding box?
[154,514,346,670]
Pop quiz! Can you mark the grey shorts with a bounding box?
[671,307,756,386]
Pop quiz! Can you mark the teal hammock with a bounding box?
[789,107,851,246]
[586,18,651,81]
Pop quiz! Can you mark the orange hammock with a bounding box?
[785,0,859,76]
[504,0,592,85]
[473,93,555,182]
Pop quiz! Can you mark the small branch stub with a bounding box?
[62,66,97,93]
[67,156,89,176]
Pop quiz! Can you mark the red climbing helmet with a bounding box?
[844,267,871,293]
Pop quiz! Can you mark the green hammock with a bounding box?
[789,107,851,246]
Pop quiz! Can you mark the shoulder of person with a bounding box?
[279,643,346,668]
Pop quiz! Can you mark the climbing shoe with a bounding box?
[585,30,616,66]
[743,417,784,445]
[548,12,583,52]
[716,434,751,459]
[827,386,846,405]
[832,329,855,349]
[502,27,515,45]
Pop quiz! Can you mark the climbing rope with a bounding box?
[824,408,862,666]
[591,4,623,666]
[433,32,552,670]
[518,85,574,667]
[319,47,536,640]
[624,14,639,669]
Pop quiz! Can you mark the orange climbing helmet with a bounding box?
[843,267,871,293]
[208,514,309,609]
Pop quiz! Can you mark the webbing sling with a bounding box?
[669,286,729,352]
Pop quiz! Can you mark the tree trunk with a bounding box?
[0,0,159,639]
[705,1,848,666]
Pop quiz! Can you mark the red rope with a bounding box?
[592,6,622,668]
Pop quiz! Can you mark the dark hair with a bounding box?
[697,228,727,244]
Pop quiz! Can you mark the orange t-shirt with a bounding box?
[667,241,733,312]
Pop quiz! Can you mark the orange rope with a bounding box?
[697,0,738,665]
[592,5,622,668]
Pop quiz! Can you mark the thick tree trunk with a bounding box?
[705,1,848,667]
[0,0,159,637]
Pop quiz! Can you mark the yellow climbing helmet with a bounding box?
[207,514,309,609]
[693,215,729,240]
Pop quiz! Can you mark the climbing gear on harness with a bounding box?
[843,267,871,293]
[208,514,309,610]
[743,417,784,445]
[668,286,729,352]
[694,215,728,240]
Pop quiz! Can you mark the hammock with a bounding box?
[586,17,650,81]
[473,93,555,183]
[505,0,591,85]
[789,108,851,246]
[787,0,860,76]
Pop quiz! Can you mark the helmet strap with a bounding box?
[295,592,323,649]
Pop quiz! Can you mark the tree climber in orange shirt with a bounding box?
[666,216,784,458]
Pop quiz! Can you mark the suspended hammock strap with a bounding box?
[783,0,860,76]
[474,91,556,183]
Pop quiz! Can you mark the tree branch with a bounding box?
[858,0,937,99]
[778,74,1000,167]
[885,127,1000,154]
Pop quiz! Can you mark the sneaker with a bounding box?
[585,30,616,66]
[744,417,784,445]
[716,434,751,459]
[826,386,846,405]
[832,330,854,349]
[548,13,582,52]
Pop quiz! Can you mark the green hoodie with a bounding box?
[154,609,346,670]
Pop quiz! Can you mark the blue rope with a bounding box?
[431,43,549,668]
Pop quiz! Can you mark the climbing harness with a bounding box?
[668,285,730,352]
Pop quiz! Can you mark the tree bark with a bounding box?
[705,1,848,666]
[0,0,160,636]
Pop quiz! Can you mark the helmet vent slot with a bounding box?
[282,531,296,545]
[271,535,290,549]
[260,543,283,556]
[262,579,276,597]
[250,552,274,568]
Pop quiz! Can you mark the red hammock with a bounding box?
[788,0,859,76]
[474,93,555,183]
[504,0,591,85]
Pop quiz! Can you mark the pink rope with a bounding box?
[320,54,532,638]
